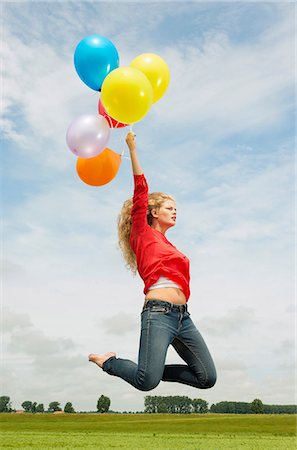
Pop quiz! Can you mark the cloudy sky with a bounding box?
[1,1,295,412]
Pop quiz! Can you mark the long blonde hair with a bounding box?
[117,192,175,274]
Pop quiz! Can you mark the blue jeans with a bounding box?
[103,300,216,391]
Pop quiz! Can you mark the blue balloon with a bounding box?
[74,35,119,91]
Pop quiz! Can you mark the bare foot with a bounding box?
[88,352,116,368]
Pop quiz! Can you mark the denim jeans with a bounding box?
[103,300,217,391]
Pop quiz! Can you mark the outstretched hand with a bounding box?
[125,132,137,152]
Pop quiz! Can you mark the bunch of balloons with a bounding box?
[66,34,170,186]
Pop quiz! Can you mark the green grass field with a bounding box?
[0,413,296,449]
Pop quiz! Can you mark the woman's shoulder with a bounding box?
[130,224,155,241]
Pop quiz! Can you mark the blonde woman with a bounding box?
[89,132,216,391]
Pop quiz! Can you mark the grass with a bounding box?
[1,413,296,449]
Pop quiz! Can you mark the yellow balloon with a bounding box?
[130,53,170,103]
[101,67,153,124]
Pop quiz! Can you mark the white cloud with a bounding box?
[198,306,257,337]
[2,308,32,333]
[2,3,294,173]
[2,308,76,357]
[153,13,293,138]
[102,312,140,336]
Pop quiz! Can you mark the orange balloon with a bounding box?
[76,148,121,186]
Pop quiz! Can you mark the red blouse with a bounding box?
[129,173,191,301]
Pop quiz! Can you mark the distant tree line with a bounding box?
[261,404,297,414]
[0,395,111,414]
[145,396,297,414]
[210,399,297,414]
[1,394,296,414]
[145,396,209,414]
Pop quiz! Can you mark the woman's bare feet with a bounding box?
[88,352,116,368]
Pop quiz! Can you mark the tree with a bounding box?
[0,396,12,413]
[64,402,75,413]
[48,402,62,412]
[158,397,168,413]
[210,401,297,415]
[251,399,263,414]
[31,402,37,413]
[175,396,192,414]
[192,398,208,413]
[97,395,111,413]
[210,401,251,414]
[36,404,44,413]
[144,395,192,414]
[144,396,159,413]
[265,404,297,414]
[21,401,33,412]
[144,396,155,413]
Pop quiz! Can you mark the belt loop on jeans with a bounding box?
[170,303,187,313]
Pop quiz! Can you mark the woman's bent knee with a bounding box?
[137,383,159,392]
[203,371,217,389]
[135,373,161,391]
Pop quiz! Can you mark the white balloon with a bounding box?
[66,114,110,158]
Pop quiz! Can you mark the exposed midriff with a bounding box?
[144,286,187,304]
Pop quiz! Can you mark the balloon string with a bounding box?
[121,147,131,160]
[121,148,130,160]
[121,124,134,159]
[121,132,126,157]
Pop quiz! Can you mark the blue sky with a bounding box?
[1,1,295,412]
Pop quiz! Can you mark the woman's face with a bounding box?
[153,199,177,228]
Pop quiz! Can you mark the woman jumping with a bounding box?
[88,132,216,391]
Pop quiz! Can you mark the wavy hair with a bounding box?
[117,192,175,274]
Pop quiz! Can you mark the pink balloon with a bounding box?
[66,114,110,158]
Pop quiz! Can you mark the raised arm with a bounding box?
[125,132,148,234]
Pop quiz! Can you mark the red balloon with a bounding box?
[98,98,128,129]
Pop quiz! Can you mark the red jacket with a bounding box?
[129,173,191,301]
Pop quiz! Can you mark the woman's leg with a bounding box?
[102,305,176,391]
[162,312,217,389]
